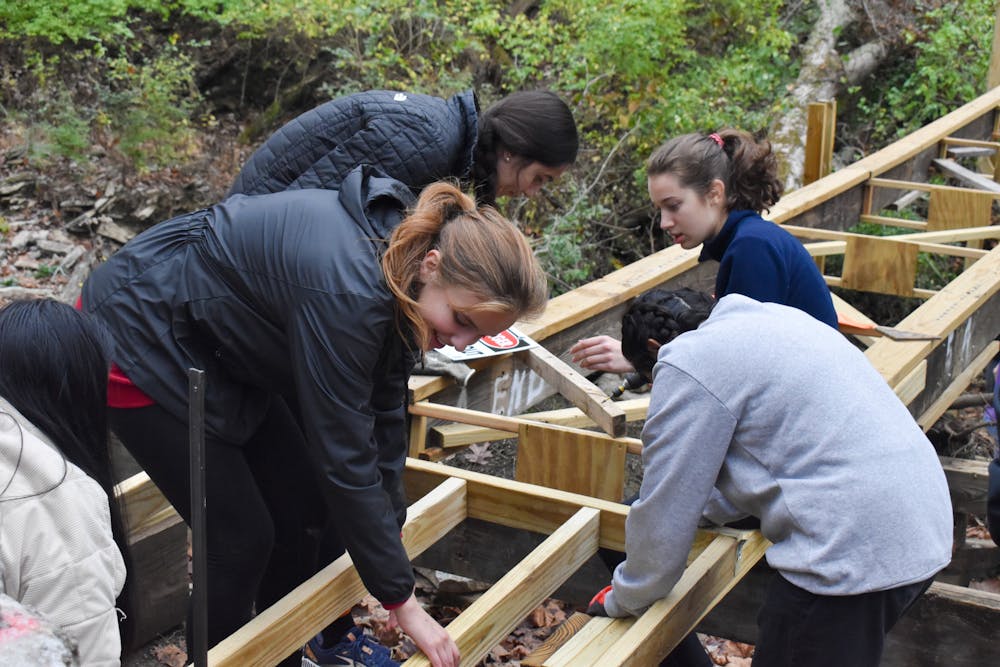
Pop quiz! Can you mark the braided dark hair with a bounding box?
[621,288,716,379]
[646,128,782,214]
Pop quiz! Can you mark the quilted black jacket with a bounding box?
[83,168,420,604]
[229,89,479,197]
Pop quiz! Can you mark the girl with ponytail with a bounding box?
[572,129,837,375]
[82,169,547,667]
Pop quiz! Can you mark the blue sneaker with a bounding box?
[302,626,400,667]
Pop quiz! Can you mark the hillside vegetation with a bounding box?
[0,0,994,291]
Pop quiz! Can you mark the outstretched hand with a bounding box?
[570,336,634,374]
[388,594,460,667]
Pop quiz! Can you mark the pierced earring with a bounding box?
[504,154,511,162]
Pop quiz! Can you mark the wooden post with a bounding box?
[804,100,836,185]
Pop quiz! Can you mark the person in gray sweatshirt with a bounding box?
[587,288,953,667]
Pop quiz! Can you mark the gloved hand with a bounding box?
[587,584,613,616]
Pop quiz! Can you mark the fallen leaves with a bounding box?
[463,442,493,465]
[153,644,187,667]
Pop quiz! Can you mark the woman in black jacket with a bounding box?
[82,170,548,666]
[228,89,578,205]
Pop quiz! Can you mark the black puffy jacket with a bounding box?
[230,89,479,197]
[83,168,420,604]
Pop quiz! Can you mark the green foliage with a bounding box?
[101,45,202,172]
[33,264,55,279]
[0,0,992,292]
[845,0,994,145]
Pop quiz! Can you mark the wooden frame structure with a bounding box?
[114,87,1000,665]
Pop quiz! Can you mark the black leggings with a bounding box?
[112,399,341,665]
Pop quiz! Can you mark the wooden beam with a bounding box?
[865,246,1000,389]
[547,532,768,666]
[917,341,1000,429]
[893,360,927,406]
[430,398,650,449]
[409,402,643,456]
[206,477,468,666]
[804,101,836,185]
[519,346,626,437]
[941,455,991,516]
[932,158,1000,193]
[403,507,601,667]
[599,532,769,666]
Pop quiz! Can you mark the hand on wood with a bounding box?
[569,336,634,374]
[389,594,460,667]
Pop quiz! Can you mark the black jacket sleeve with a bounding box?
[288,290,414,604]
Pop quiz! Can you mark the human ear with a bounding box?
[419,249,442,282]
[646,338,663,356]
[708,179,726,207]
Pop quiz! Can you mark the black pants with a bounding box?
[752,573,934,667]
[112,399,332,666]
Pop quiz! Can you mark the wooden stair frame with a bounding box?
[110,90,1000,664]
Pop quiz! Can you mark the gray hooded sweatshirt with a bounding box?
[605,295,952,617]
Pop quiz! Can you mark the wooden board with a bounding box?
[927,186,995,230]
[520,346,626,437]
[841,235,919,297]
[515,422,627,502]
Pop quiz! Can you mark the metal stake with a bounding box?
[188,368,208,666]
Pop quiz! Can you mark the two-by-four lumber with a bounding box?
[409,401,643,456]
[519,346,626,437]
[115,472,188,647]
[917,341,1000,430]
[545,532,769,666]
[203,477,468,667]
[402,507,601,667]
[430,397,650,449]
[864,245,1000,389]
[932,158,1000,193]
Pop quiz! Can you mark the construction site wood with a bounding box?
[116,86,1000,665]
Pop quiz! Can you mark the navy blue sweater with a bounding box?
[699,209,838,328]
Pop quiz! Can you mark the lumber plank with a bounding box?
[430,398,650,449]
[402,507,601,667]
[116,471,179,538]
[841,235,919,297]
[933,157,1000,193]
[600,531,769,666]
[917,341,1000,429]
[865,245,1000,388]
[515,422,627,501]
[857,213,928,231]
[927,186,995,230]
[114,472,188,647]
[548,532,768,666]
[520,346,626,437]
[940,456,991,515]
[893,360,927,406]
[206,477,468,667]
[409,401,643,455]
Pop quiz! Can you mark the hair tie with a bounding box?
[708,133,724,148]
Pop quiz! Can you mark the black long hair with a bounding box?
[0,298,134,652]
[473,89,579,203]
[620,288,716,380]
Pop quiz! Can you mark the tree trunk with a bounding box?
[769,0,891,191]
